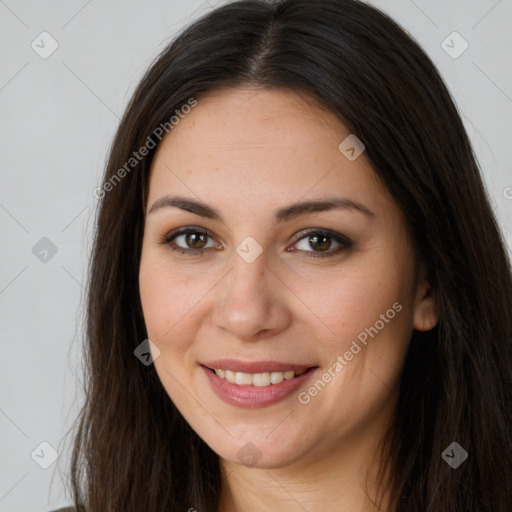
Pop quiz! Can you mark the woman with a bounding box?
[61,0,512,510]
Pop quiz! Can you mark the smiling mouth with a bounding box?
[204,366,316,387]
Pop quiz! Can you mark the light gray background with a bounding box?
[0,0,510,510]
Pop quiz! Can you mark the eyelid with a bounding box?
[291,227,352,246]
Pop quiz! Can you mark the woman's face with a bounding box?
[139,86,436,469]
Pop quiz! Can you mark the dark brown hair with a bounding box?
[67,0,512,510]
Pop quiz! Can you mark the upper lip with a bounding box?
[202,359,317,373]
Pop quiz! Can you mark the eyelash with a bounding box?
[157,226,353,259]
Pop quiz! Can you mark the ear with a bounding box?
[412,265,439,332]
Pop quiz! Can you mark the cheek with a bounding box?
[291,257,410,344]
[139,257,223,374]
[310,261,413,400]
[139,261,193,349]
[139,263,202,403]
[139,254,199,330]
[139,272,172,338]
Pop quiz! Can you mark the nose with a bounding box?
[211,248,292,341]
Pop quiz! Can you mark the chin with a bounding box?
[211,436,309,470]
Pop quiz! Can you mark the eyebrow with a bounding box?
[147,194,375,222]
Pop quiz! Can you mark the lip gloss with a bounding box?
[201,365,318,408]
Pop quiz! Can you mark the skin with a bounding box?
[138,86,438,512]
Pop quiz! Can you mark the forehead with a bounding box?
[146,86,385,218]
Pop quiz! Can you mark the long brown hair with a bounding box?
[67,0,512,510]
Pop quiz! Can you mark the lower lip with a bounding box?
[201,365,318,409]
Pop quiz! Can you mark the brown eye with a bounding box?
[291,229,353,259]
[184,231,208,249]
[306,234,331,252]
[157,226,221,256]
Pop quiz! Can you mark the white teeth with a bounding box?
[214,368,307,386]
[235,372,253,385]
[252,373,271,387]
[225,370,236,384]
[270,371,284,384]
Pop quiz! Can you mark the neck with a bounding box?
[217,419,394,512]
